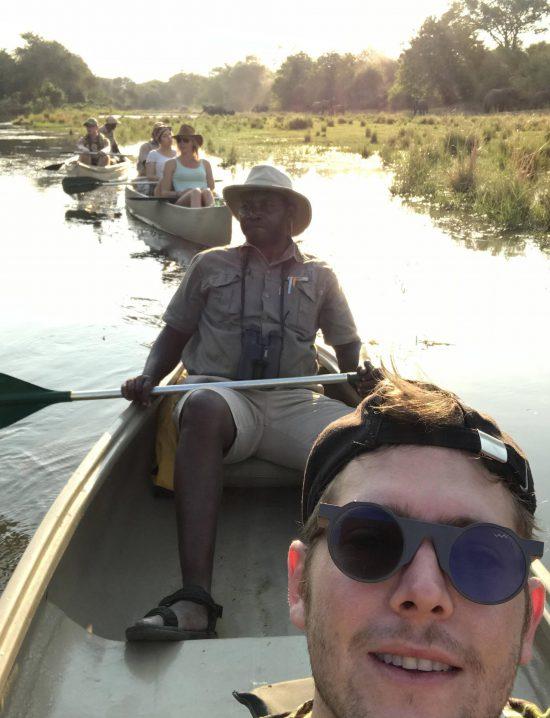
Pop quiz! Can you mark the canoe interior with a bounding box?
[2,360,550,716]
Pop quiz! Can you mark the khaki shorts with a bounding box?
[173,376,352,469]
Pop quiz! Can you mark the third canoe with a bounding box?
[65,159,129,182]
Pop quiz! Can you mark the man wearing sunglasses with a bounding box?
[281,371,546,718]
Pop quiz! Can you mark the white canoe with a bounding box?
[66,159,129,182]
[0,349,549,717]
[125,186,232,247]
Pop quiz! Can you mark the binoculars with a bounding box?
[237,326,283,380]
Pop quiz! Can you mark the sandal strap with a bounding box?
[143,605,178,628]
[159,584,223,633]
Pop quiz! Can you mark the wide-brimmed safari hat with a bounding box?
[175,124,203,147]
[105,115,119,125]
[223,165,312,236]
[83,117,99,127]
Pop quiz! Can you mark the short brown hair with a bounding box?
[302,366,536,542]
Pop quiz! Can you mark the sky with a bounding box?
[1,0,548,82]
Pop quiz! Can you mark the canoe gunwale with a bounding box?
[0,367,181,700]
[65,160,129,181]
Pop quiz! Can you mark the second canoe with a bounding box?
[126,186,232,247]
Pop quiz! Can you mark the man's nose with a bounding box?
[389,540,454,619]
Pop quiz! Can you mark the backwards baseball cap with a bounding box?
[302,389,536,523]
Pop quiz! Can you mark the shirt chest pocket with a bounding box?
[285,277,320,337]
[204,271,242,323]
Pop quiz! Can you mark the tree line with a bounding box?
[0,1,548,120]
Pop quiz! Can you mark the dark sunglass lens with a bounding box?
[449,525,526,604]
[331,505,403,582]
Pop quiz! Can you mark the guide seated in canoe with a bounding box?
[157,123,215,207]
[121,165,380,642]
[75,117,112,167]
[145,125,176,196]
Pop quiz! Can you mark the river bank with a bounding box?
[14,107,550,234]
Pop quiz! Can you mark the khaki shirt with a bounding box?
[266,700,312,718]
[264,699,549,718]
[163,241,360,379]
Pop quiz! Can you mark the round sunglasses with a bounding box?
[318,502,544,605]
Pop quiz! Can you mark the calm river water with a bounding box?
[1,125,549,588]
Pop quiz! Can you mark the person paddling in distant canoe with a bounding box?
[76,117,111,167]
[136,121,165,176]
[99,115,122,161]
[145,126,177,196]
[122,164,380,642]
[158,124,215,206]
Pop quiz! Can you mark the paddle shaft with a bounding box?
[0,371,358,429]
[70,373,356,400]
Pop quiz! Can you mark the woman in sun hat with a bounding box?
[158,124,215,207]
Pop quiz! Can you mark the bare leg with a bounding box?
[79,154,92,165]
[176,188,201,207]
[201,189,214,207]
[97,154,110,167]
[142,389,236,630]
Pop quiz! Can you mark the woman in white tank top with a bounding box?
[159,124,215,207]
[145,126,177,195]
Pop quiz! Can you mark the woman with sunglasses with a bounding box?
[158,124,215,207]
[145,126,177,196]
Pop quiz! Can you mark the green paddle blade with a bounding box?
[44,162,65,171]
[0,373,72,429]
[62,176,105,195]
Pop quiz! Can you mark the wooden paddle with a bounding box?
[61,176,149,195]
[43,157,78,172]
[64,176,224,195]
[0,372,358,429]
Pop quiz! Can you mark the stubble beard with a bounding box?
[304,601,522,718]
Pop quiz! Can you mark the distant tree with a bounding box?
[14,33,94,102]
[523,41,550,90]
[391,5,486,105]
[168,72,206,108]
[462,0,550,49]
[0,50,16,98]
[39,80,66,107]
[224,57,272,111]
[272,53,315,110]
[350,66,386,109]
[313,52,356,107]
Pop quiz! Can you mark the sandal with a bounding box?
[125,584,223,642]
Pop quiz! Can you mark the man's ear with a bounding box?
[288,540,307,631]
[519,577,546,664]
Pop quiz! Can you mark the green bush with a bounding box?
[287,117,312,130]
